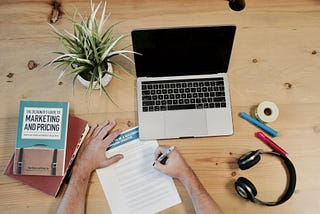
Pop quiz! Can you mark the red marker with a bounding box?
[255,132,288,156]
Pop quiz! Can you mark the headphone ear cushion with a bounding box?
[235,177,257,201]
[238,151,261,170]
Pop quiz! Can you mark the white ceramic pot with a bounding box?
[77,64,113,89]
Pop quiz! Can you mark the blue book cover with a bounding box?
[13,100,69,176]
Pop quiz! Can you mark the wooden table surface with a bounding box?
[1,0,320,213]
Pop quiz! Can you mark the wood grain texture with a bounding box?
[1,0,320,213]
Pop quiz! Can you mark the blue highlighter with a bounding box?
[240,112,278,137]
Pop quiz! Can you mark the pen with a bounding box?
[256,132,288,156]
[153,146,175,166]
[240,112,278,137]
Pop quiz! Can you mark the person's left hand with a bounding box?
[75,120,124,174]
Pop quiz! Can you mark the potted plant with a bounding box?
[44,0,136,102]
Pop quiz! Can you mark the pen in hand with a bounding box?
[153,146,175,166]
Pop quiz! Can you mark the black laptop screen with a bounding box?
[132,25,236,78]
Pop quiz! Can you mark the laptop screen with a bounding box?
[132,25,236,78]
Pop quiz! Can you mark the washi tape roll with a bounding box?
[254,101,279,123]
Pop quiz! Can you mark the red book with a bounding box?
[3,115,89,197]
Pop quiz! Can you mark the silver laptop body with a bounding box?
[132,25,236,140]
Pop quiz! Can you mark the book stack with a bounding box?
[3,100,89,197]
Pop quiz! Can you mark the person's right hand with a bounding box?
[153,145,192,181]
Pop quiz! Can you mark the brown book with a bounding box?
[3,115,89,197]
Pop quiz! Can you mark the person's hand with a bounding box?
[75,120,124,174]
[153,145,192,181]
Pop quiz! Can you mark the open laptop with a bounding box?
[132,25,236,140]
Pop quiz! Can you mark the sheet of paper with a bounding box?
[96,127,181,214]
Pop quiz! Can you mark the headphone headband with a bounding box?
[235,149,296,206]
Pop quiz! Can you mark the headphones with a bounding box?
[235,149,296,206]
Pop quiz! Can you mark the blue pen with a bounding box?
[240,112,278,137]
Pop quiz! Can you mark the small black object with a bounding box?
[228,0,246,11]
[157,153,168,165]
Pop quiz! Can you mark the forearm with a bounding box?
[56,164,91,214]
[56,121,123,214]
[179,169,223,214]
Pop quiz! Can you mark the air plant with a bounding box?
[45,0,136,102]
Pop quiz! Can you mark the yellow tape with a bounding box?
[254,101,279,123]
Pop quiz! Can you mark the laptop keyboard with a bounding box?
[141,77,227,112]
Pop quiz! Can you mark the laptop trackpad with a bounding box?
[164,110,208,138]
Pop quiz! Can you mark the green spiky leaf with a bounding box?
[44,0,139,104]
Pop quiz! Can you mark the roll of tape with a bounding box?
[254,101,279,123]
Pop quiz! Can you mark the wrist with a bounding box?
[178,165,195,184]
[72,159,93,179]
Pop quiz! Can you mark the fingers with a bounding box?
[103,128,121,147]
[88,120,117,139]
[154,160,167,172]
[154,145,170,160]
[90,120,121,148]
[87,124,98,138]
[95,120,116,139]
[103,154,124,168]
[154,148,162,159]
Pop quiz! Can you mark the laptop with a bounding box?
[132,25,236,140]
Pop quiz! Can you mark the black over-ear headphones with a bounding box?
[235,149,296,206]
